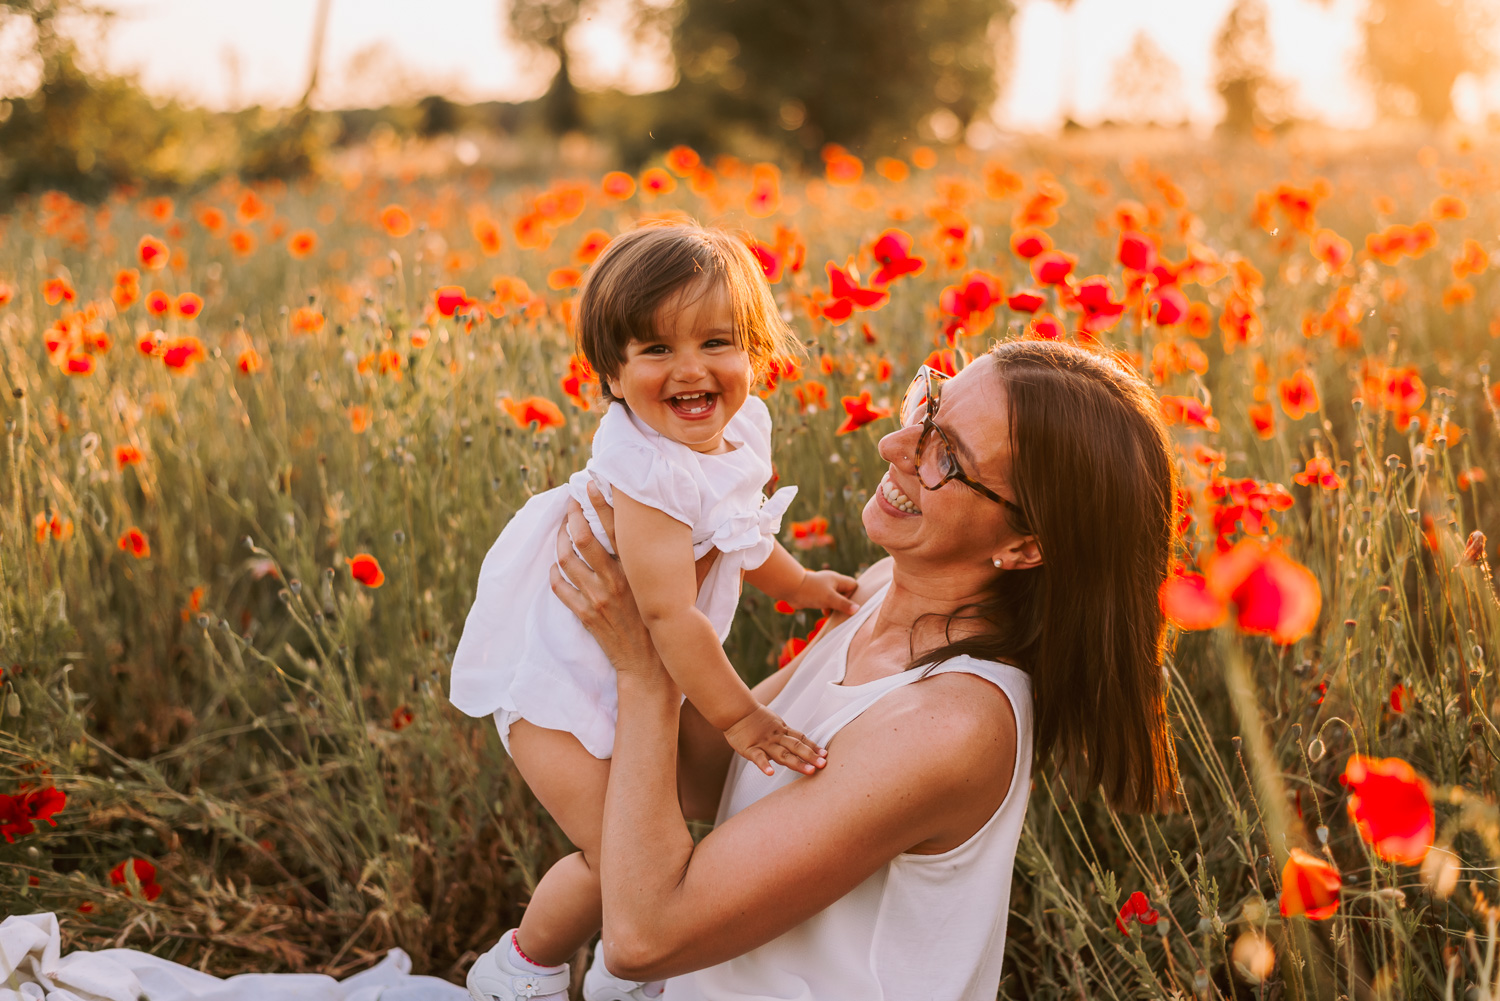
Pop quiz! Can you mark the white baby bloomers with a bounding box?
[449,394,795,758]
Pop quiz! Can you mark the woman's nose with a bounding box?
[877,424,921,470]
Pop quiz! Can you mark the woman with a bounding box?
[549,340,1180,1000]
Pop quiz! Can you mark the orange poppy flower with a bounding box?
[1453,238,1488,279]
[664,145,700,176]
[1160,396,1220,432]
[0,282,12,308]
[548,267,583,290]
[42,277,75,306]
[236,189,266,223]
[823,146,863,186]
[789,516,835,549]
[575,229,611,265]
[161,336,205,372]
[1204,538,1321,644]
[1278,369,1319,420]
[513,210,551,250]
[115,445,143,469]
[138,235,169,271]
[117,527,150,558]
[197,206,227,234]
[1185,301,1212,339]
[287,229,317,258]
[174,292,204,320]
[1279,848,1340,920]
[1310,228,1352,272]
[473,217,504,256]
[144,290,172,316]
[1442,282,1475,312]
[876,157,910,183]
[501,396,567,431]
[435,285,475,317]
[794,380,830,412]
[640,168,677,197]
[747,164,781,218]
[290,306,324,335]
[836,391,891,435]
[236,349,262,375]
[560,354,597,410]
[379,204,413,238]
[228,229,256,255]
[1341,756,1434,866]
[347,553,385,588]
[601,171,636,200]
[112,275,140,310]
[349,405,372,433]
[911,146,938,169]
[1430,195,1467,221]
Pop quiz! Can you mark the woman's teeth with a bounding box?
[881,474,920,514]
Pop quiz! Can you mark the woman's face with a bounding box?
[863,355,1038,572]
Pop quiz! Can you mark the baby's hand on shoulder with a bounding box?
[788,568,860,616]
[724,705,827,776]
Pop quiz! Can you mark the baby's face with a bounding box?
[606,279,751,454]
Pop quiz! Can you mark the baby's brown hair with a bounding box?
[575,221,799,403]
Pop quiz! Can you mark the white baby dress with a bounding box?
[449,394,795,759]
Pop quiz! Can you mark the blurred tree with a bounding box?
[665,0,1014,152]
[1213,0,1287,133]
[1362,0,1492,122]
[507,0,588,133]
[1106,31,1184,125]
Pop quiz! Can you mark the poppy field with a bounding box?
[2,134,1500,996]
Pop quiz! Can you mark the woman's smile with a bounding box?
[876,471,921,516]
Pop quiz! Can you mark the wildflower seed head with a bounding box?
[1316,824,1329,844]
[393,530,406,545]
[1387,454,1401,471]
[1307,738,1326,762]
[195,613,210,628]
[277,589,290,604]
[1290,723,1303,741]
[1231,735,1242,755]
[289,579,301,595]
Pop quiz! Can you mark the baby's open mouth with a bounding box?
[668,392,717,417]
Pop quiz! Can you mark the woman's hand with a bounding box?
[549,489,668,686]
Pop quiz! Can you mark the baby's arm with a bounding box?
[611,492,825,776]
[745,541,861,616]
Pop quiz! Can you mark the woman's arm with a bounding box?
[551,508,1014,982]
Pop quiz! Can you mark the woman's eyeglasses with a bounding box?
[899,365,1026,520]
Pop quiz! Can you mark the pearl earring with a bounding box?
[993,558,1004,569]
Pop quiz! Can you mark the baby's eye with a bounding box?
[703,338,733,349]
[639,344,670,355]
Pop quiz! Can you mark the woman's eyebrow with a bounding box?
[939,418,984,471]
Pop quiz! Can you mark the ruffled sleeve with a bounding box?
[709,484,798,569]
[585,405,701,527]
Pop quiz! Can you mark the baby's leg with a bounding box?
[508,719,611,967]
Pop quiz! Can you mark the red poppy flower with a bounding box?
[836,391,892,435]
[1117,231,1156,272]
[1277,370,1319,420]
[1151,286,1187,326]
[561,354,597,410]
[115,445,143,469]
[1341,755,1434,865]
[922,349,961,377]
[1389,684,1406,713]
[870,229,925,285]
[1159,571,1228,630]
[0,786,66,842]
[391,705,414,730]
[789,516,835,550]
[575,229,611,265]
[1006,290,1045,313]
[749,242,784,283]
[1071,276,1125,335]
[547,267,583,291]
[1293,456,1342,490]
[501,396,567,431]
[161,336,205,371]
[1010,229,1052,259]
[347,553,385,588]
[1115,890,1160,935]
[1030,250,1076,286]
[236,349,263,375]
[1311,228,1352,272]
[664,145,700,176]
[778,636,809,668]
[471,217,504,256]
[1203,538,1321,644]
[1028,313,1066,340]
[1279,848,1340,919]
[0,282,12,308]
[287,229,317,259]
[117,527,150,558]
[822,263,888,322]
[109,858,163,902]
[174,292,203,320]
[435,285,475,318]
[145,290,172,316]
[380,204,413,237]
[749,166,784,217]
[1159,396,1220,432]
[137,235,169,271]
[198,206,227,234]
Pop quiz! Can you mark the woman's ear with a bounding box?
[994,536,1043,570]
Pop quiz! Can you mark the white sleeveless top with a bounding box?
[449,395,796,759]
[667,585,1034,1001]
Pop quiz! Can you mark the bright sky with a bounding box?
[8,0,1499,131]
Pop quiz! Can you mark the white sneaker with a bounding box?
[467,929,572,1001]
[582,943,664,1001]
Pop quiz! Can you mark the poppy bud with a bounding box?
[1231,736,1242,755]
[1307,738,1325,762]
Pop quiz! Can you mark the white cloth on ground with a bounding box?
[0,912,467,1001]
[448,395,795,758]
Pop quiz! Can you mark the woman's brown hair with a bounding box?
[575,221,799,402]
[911,340,1180,813]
